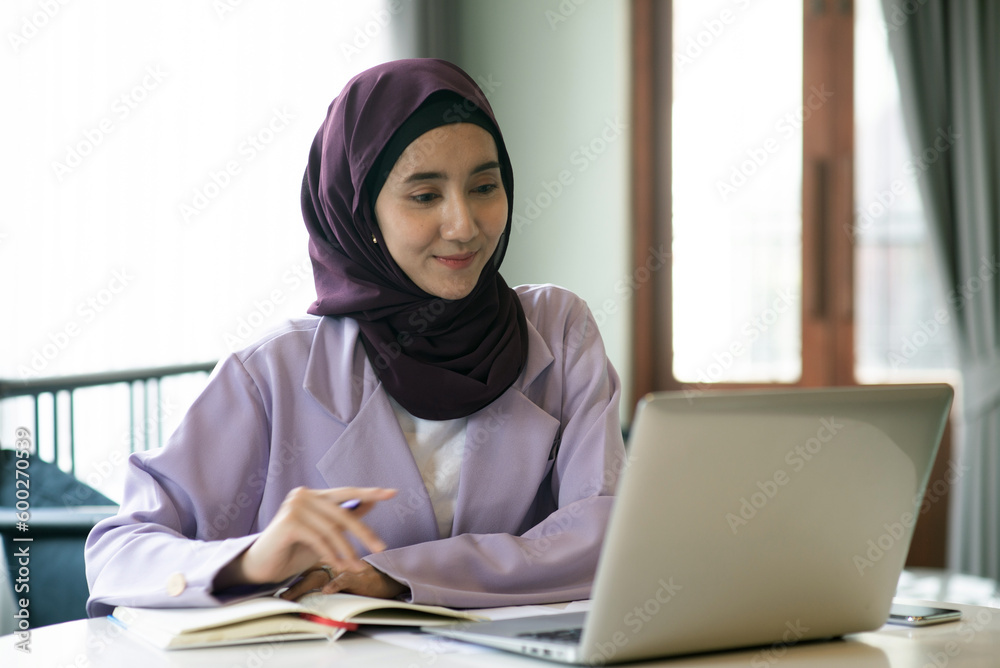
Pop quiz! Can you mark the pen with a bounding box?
[339,498,362,510]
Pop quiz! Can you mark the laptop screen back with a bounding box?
[581,384,952,664]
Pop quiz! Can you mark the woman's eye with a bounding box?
[411,192,438,204]
[472,183,499,195]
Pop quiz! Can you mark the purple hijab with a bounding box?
[301,59,528,420]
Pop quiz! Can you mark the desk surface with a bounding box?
[3,598,999,667]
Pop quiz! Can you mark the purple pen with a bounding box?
[339,498,362,510]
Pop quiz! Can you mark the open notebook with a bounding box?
[112,592,483,650]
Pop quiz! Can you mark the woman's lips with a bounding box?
[435,251,477,269]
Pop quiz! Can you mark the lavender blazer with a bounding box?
[85,285,625,617]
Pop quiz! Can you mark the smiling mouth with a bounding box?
[435,252,477,269]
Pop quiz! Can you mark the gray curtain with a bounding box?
[882,0,1000,578]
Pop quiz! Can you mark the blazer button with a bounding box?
[166,572,187,597]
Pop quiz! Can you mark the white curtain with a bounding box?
[0,3,424,633]
[0,0,418,494]
[1,1,411,380]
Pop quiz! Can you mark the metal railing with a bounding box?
[0,362,217,475]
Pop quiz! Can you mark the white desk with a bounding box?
[3,598,999,667]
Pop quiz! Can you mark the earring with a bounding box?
[371,234,378,244]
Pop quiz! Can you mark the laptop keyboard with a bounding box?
[516,627,583,643]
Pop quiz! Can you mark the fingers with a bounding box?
[281,562,408,601]
[319,563,408,600]
[280,568,330,600]
[288,499,368,571]
[243,486,397,585]
[315,487,396,555]
[334,487,397,517]
[281,566,361,600]
[321,573,348,596]
[280,487,395,571]
[286,567,357,597]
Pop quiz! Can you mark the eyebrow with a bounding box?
[402,160,501,184]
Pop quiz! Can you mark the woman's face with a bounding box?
[374,123,508,301]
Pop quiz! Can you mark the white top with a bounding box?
[388,396,467,538]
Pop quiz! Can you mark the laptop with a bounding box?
[424,384,953,664]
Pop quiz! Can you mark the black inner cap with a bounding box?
[365,91,504,206]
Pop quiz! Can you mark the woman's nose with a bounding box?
[441,195,479,242]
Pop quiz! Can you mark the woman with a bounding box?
[85,59,625,616]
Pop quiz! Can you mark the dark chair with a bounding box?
[0,449,117,627]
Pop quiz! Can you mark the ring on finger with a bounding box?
[320,565,335,580]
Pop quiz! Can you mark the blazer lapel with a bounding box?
[314,389,441,547]
[452,389,560,536]
[301,313,561,544]
[304,317,439,547]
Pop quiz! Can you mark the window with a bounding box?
[633,0,956,568]
[671,0,803,384]
[852,0,957,383]
[656,0,955,392]
[0,1,410,500]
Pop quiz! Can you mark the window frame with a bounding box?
[630,0,856,400]
[629,0,949,569]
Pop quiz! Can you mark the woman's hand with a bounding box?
[280,561,408,601]
[215,486,396,590]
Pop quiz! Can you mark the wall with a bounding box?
[450,0,634,413]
